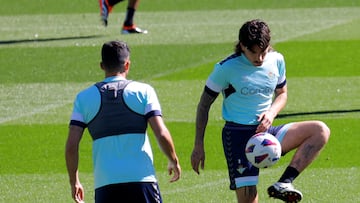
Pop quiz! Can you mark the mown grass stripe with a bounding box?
[1,7,359,47]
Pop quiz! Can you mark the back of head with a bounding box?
[235,19,271,54]
[101,40,130,72]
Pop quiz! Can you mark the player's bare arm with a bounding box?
[256,85,288,133]
[65,125,85,203]
[149,116,181,182]
[191,89,218,174]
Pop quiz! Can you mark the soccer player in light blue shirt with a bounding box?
[207,50,286,125]
[191,19,330,203]
[65,40,181,203]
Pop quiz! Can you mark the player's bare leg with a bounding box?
[282,121,330,172]
[268,121,330,202]
[128,0,140,9]
[122,0,148,34]
[236,186,258,203]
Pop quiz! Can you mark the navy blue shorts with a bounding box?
[95,182,162,203]
[222,122,292,190]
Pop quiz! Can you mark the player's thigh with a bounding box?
[222,123,260,189]
[281,120,327,153]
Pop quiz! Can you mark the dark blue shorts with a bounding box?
[222,122,292,190]
[95,182,162,203]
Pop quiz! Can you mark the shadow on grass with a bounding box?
[0,35,102,45]
[277,109,360,118]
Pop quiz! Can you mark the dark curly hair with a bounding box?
[235,19,271,55]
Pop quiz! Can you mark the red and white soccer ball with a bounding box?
[245,132,282,168]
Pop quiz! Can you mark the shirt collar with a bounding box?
[103,76,126,82]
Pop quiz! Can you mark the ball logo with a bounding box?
[245,144,256,153]
[254,153,269,164]
[261,139,278,147]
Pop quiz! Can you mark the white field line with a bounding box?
[1,7,358,30]
[160,168,282,195]
[0,83,89,125]
[0,103,68,124]
[1,7,359,48]
[272,19,352,43]
[0,18,350,31]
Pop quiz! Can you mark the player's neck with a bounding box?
[105,72,127,79]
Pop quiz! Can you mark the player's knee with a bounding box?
[314,121,330,144]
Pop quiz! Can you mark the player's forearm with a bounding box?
[65,144,80,185]
[65,125,84,185]
[194,90,217,146]
[195,104,209,146]
[149,116,179,163]
[269,85,288,117]
[157,132,179,163]
[66,159,79,185]
[269,92,287,116]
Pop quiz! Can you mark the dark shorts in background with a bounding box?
[95,182,162,203]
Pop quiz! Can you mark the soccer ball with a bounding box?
[245,132,281,168]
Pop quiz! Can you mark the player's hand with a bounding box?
[191,145,205,174]
[256,111,275,133]
[168,160,181,182]
[71,182,84,203]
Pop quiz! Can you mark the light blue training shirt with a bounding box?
[206,51,286,125]
[70,76,161,189]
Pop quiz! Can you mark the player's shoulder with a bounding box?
[218,53,240,66]
[267,50,285,61]
[125,80,156,96]
[76,84,98,98]
[127,80,153,90]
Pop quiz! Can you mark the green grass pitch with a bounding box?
[0,0,359,202]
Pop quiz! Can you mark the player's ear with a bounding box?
[124,59,130,71]
[100,62,105,70]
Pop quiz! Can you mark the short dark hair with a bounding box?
[235,19,271,55]
[101,40,130,72]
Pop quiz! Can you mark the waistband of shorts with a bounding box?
[225,121,258,128]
